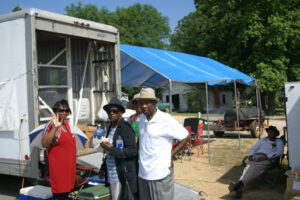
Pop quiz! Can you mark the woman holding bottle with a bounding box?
[99,97,138,200]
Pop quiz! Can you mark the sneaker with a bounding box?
[228,181,236,192]
[235,187,243,198]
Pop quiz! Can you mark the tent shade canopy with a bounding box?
[120,44,255,87]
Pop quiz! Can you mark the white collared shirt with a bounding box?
[249,137,284,159]
[138,109,189,180]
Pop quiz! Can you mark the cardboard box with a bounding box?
[284,177,300,200]
[77,124,97,148]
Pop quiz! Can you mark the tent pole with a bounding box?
[234,80,241,150]
[205,82,211,164]
[169,80,172,115]
[255,81,262,138]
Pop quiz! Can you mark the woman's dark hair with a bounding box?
[52,99,72,114]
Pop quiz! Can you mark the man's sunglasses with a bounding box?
[58,109,70,113]
[107,109,120,114]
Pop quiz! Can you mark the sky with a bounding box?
[0,0,196,31]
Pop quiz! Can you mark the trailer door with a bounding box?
[37,31,118,126]
[285,82,300,168]
[37,32,73,124]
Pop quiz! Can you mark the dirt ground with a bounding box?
[172,115,287,200]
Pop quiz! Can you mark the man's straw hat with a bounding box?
[135,88,160,102]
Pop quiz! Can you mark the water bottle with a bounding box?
[98,125,106,138]
[93,125,105,149]
[116,135,124,149]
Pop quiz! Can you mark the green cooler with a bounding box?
[76,185,111,200]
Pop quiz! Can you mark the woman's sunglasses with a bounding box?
[107,109,120,114]
[58,109,70,113]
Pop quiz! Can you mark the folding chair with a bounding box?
[183,118,200,135]
[184,118,204,157]
[180,126,193,162]
[172,126,192,162]
[191,123,204,157]
[241,136,287,188]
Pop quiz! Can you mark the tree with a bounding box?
[65,2,170,49]
[12,6,21,12]
[171,0,300,114]
[65,2,112,24]
[110,3,170,49]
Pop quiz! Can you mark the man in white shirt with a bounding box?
[136,88,190,200]
[229,125,284,198]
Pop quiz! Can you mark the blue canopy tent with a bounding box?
[120,44,255,87]
[120,44,261,158]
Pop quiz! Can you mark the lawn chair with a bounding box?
[183,118,200,135]
[181,126,193,162]
[191,123,204,157]
[241,135,287,188]
[184,118,204,157]
[172,126,192,162]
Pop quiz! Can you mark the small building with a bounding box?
[162,83,232,113]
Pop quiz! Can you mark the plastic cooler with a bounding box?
[84,175,105,187]
[19,185,52,200]
[76,185,110,200]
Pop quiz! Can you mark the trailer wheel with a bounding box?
[250,122,259,138]
[214,131,225,137]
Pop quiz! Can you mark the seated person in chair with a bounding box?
[229,125,284,198]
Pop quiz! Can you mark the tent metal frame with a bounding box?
[120,46,262,164]
[167,79,261,163]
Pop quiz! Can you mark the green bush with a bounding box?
[184,90,204,113]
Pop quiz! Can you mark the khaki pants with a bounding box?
[239,160,271,185]
[110,182,121,200]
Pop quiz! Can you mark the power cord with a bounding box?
[19,114,26,188]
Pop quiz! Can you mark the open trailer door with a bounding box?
[285,82,300,168]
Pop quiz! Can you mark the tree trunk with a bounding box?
[261,94,266,111]
[267,93,276,115]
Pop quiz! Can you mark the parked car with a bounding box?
[156,102,173,112]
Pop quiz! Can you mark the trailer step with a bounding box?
[93,90,114,93]
[92,59,113,63]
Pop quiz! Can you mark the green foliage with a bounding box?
[65,2,170,49]
[12,6,21,12]
[184,90,204,113]
[171,0,300,113]
[112,4,170,49]
[65,2,112,24]
[121,86,140,100]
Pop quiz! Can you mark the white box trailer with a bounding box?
[0,8,121,178]
[285,82,300,169]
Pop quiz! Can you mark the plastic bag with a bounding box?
[97,93,108,121]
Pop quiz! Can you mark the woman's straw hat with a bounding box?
[126,93,140,109]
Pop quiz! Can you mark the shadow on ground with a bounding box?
[0,174,34,199]
[216,165,287,200]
